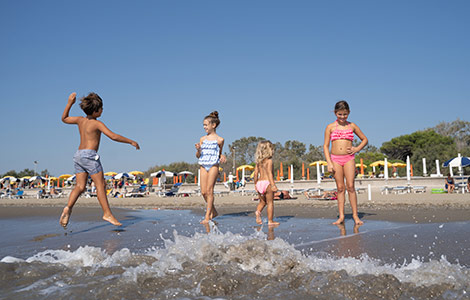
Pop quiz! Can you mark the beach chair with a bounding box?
[392,186,408,194]
[12,190,25,199]
[380,187,394,194]
[411,186,427,193]
[356,188,366,194]
[125,188,146,197]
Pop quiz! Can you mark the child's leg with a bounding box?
[343,159,363,225]
[265,185,279,226]
[332,162,346,225]
[90,171,121,226]
[255,193,266,224]
[60,172,88,228]
[200,166,219,224]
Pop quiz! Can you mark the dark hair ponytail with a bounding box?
[204,111,220,128]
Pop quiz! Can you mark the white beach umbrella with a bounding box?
[435,160,441,176]
[422,158,427,176]
[316,162,321,185]
[150,171,176,178]
[178,171,193,176]
[114,172,135,180]
[242,167,246,186]
[384,158,389,180]
[443,153,470,176]
[290,164,294,184]
[29,176,45,182]
[0,176,17,183]
[406,156,411,183]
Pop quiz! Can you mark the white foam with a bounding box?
[2,228,469,289]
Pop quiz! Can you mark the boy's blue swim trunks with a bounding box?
[73,149,103,175]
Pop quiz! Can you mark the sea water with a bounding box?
[0,209,469,299]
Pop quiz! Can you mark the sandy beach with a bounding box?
[1,190,469,224]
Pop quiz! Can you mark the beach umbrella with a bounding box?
[150,170,176,178]
[236,165,254,171]
[435,159,442,176]
[369,161,392,167]
[0,176,17,183]
[66,175,76,182]
[59,174,73,179]
[129,171,144,176]
[178,171,194,176]
[309,161,328,167]
[443,155,470,168]
[391,162,406,168]
[104,171,118,177]
[406,156,411,183]
[29,175,45,182]
[355,163,368,168]
[114,172,135,180]
[316,161,321,185]
[384,158,389,180]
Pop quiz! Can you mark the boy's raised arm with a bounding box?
[97,121,140,150]
[62,92,81,124]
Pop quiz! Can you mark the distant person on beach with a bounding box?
[324,100,368,225]
[253,141,280,226]
[195,111,226,224]
[467,177,470,192]
[445,174,455,193]
[303,190,337,200]
[59,92,140,228]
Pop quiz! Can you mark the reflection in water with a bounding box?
[255,224,279,240]
[202,220,219,233]
[334,223,363,258]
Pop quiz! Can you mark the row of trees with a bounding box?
[4,120,468,181]
[144,119,469,180]
[0,168,50,179]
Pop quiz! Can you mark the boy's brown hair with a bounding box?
[80,92,103,116]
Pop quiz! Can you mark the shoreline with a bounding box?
[1,191,469,224]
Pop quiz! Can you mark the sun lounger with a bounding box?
[356,188,366,194]
[392,186,408,194]
[411,186,427,193]
[381,187,394,194]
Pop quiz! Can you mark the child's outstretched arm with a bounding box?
[97,122,140,149]
[62,92,81,124]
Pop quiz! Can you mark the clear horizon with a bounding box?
[1,1,469,176]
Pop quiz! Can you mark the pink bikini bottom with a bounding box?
[330,154,355,166]
[256,180,270,194]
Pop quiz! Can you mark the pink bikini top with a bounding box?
[330,121,354,141]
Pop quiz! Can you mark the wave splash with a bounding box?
[1,226,469,299]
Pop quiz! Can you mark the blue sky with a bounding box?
[1,0,469,176]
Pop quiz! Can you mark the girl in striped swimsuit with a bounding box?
[195,111,226,224]
[323,101,368,225]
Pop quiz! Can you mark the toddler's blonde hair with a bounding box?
[255,140,274,164]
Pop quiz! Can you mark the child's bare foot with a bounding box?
[353,216,364,225]
[200,218,210,224]
[255,211,262,224]
[332,217,345,225]
[59,207,71,228]
[103,215,122,226]
[268,221,280,226]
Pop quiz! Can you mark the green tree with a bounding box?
[432,119,470,156]
[380,130,456,175]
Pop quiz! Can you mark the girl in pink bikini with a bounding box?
[253,141,280,226]
[324,101,368,225]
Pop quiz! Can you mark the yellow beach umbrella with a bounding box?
[21,176,32,180]
[104,171,118,177]
[370,160,392,167]
[355,163,367,168]
[59,174,73,179]
[236,165,255,171]
[48,177,58,181]
[129,171,144,176]
[309,161,328,167]
[392,162,407,168]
